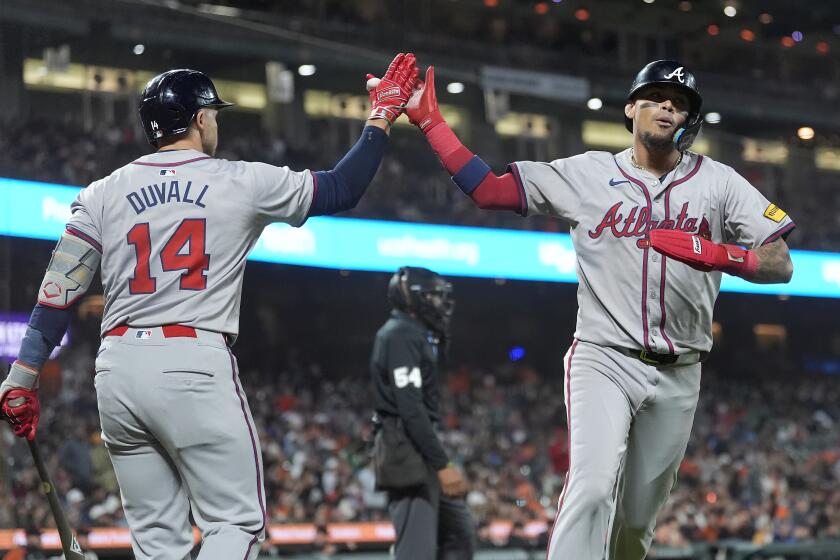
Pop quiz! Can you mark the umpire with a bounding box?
[370,267,476,560]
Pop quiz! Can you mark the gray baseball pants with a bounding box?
[546,340,701,560]
[94,326,266,560]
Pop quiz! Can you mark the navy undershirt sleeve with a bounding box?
[308,125,388,216]
[17,304,75,369]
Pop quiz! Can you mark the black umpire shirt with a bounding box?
[370,309,449,470]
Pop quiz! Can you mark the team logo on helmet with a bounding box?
[664,67,685,83]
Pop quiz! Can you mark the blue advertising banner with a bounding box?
[1,177,836,298]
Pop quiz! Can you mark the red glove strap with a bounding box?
[417,109,445,134]
[719,244,760,278]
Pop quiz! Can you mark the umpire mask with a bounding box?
[387,267,455,341]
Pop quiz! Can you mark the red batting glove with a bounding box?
[406,66,445,133]
[1,388,41,441]
[649,229,759,278]
[366,52,419,125]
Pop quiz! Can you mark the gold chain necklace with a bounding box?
[630,148,682,175]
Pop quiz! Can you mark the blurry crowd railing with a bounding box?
[0,117,835,251]
[4,332,840,554]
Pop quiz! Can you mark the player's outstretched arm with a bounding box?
[307,53,419,217]
[0,228,101,440]
[406,66,525,215]
[649,230,793,284]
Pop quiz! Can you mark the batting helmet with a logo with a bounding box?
[624,60,703,151]
[138,69,234,146]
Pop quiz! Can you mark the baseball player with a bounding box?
[0,54,418,560]
[370,267,475,560]
[405,60,795,559]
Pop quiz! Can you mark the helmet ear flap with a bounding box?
[673,112,703,152]
[387,267,413,311]
[398,267,413,308]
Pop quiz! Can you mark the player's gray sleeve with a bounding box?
[513,157,585,223]
[722,169,795,248]
[66,181,105,249]
[249,162,315,228]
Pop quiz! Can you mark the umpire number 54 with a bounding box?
[394,367,422,388]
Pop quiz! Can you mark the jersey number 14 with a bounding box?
[127,219,210,294]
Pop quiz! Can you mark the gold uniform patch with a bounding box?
[763,203,787,223]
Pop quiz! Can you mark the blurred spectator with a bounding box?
[5,337,840,552]
[2,527,47,560]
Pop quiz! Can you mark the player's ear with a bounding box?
[624,101,636,121]
[195,108,207,130]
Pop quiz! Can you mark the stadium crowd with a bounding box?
[3,332,840,552]
[1,107,837,553]
[177,0,836,100]
[0,117,836,250]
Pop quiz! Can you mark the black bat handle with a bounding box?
[26,438,87,559]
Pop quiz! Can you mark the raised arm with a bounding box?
[306,53,419,217]
[405,66,526,214]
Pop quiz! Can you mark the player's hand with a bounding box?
[0,385,41,441]
[365,52,419,126]
[649,229,758,278]
[406,66,445,133]
[437,464,467,497]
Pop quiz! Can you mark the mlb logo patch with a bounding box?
[136,330,153,339]
[160,169,176,176]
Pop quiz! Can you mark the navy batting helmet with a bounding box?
[625,60,703,151]
[138,69,233,146]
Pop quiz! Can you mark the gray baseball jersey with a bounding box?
[512,148,795,353]
[65,149,314,336]
[516,148,796,560]
[69,149,314,559]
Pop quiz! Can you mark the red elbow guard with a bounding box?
[471,173,525,213]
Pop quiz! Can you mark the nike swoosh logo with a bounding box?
[609,178,630,187]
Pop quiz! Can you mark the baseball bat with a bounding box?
[26,438,87,559]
